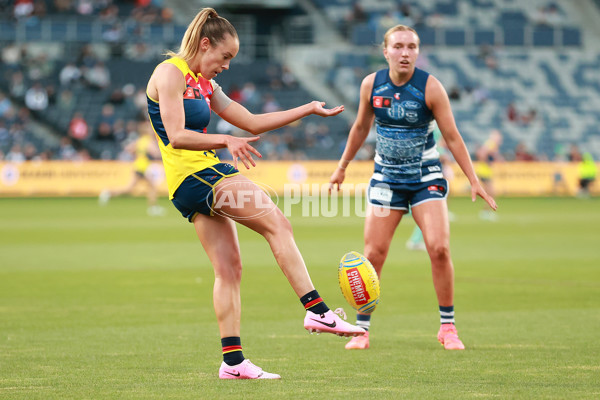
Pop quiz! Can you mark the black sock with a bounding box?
[221,336,244,366]
[300,289,330,315]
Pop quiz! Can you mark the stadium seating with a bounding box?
[1,0,600,161]
[326,47,600,158]
[315,0,600,159]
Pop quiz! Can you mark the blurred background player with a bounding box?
[99,121,165,216]
[475,129,504,221]
[146,8,364,380]
[577,152,597,198]
[329,25,497,351]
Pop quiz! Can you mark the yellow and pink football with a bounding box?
[338,251,380,314]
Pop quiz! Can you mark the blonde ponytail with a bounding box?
[165,8,237,62]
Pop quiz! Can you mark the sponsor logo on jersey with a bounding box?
[183,73,213,100]
[427,185,446,196]
[184,87,204,100]
[373,84,391,94]
[405,110,419,123]
[402,100,421,110]
[387,102,405,119]
[394,93,401,100]
[373,96,392,108]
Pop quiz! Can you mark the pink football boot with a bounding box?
[304,308,366,337]
[437,324,465,350]
[218,359,281,379]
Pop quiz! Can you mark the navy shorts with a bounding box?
[367,177,449,211]
[171,163,239,222]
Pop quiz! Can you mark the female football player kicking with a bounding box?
[329,25,497,351]
[146,8,364,380]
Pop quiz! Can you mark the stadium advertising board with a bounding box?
[0,161,596,197]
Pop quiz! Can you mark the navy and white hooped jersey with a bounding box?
[370,68,442,184]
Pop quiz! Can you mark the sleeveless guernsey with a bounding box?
[370,68,442,184]
[147,57,220,199]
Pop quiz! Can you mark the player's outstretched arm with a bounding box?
[217,100,343,136]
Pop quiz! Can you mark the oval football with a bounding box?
[338,251,380,314]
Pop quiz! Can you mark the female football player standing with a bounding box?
[329,25,497,350]
[146,7,364,379]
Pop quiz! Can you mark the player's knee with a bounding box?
[215,257,243,283]
[222,267,242,284]
[365,246,386,271]
[427,242,451,264]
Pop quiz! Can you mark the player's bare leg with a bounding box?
[364,205,405,278]
[212,175,364,337]
[412,199,464,350]
[193,213,242,338]
[213,175,314,296]
[411,200,453,305]
[193,212,281,378]
[345,205,404,349]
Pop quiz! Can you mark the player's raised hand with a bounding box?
[225,136,262,170]
[311,101,345,117]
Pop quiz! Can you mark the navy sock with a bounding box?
[300,290,330,315]
[439,305,455,325]
[221,336,244,366]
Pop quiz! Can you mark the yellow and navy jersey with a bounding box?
[147,57,220,199]
[133,135,152,173]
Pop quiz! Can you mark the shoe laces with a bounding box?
[333,308,347,320]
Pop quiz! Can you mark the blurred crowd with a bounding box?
[341,0,566,39]
[0,0,594,168]
[0,39,591,165]
[0,38,348,163]
[6,0,172,24]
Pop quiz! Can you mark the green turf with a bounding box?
[1,196,599,399]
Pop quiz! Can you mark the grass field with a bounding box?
[1,196,599,399]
